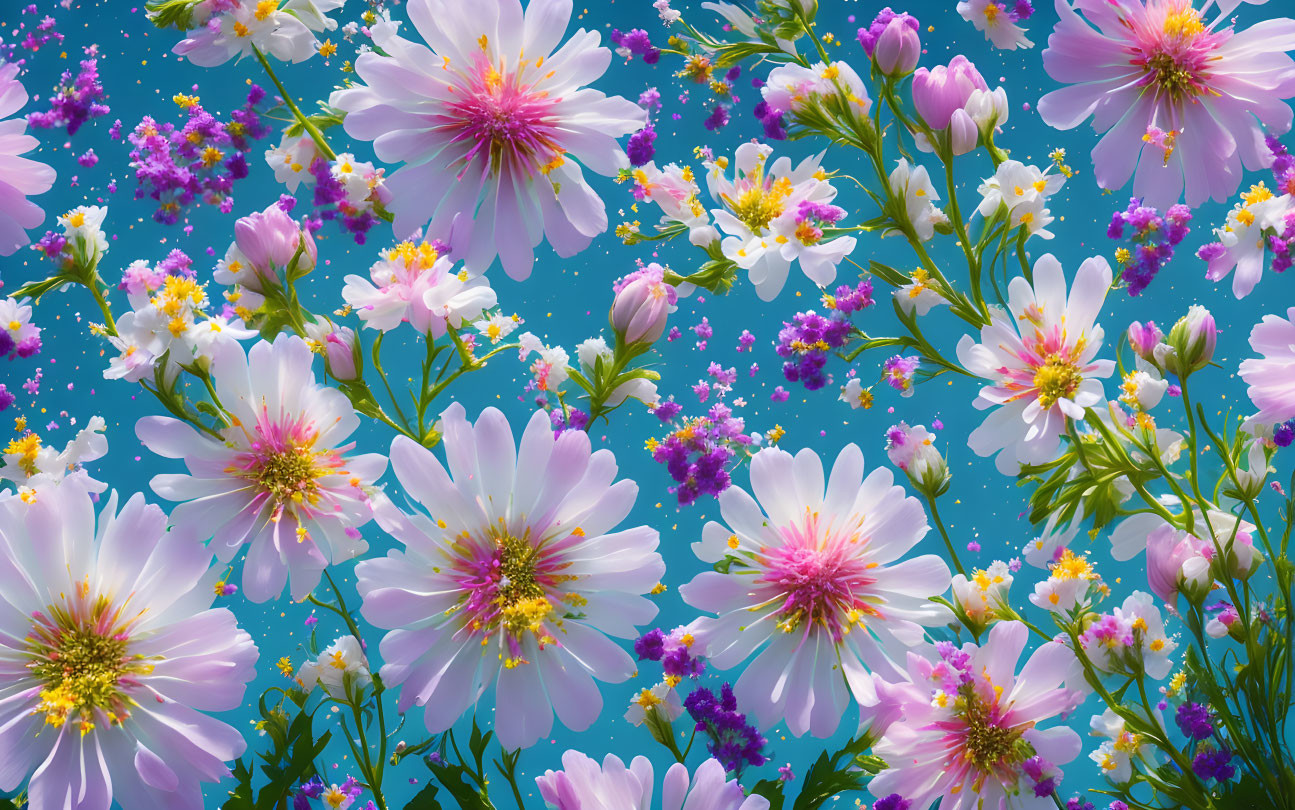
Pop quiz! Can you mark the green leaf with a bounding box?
[749,779,786,810]
[426,753,495,810]
[790,734,874,810]
[403,782,443,810]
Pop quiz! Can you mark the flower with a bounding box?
[0,477,258,810]
[911,55,987,130]
[894,268,947,316]
[1,416,108,491]
[265,132,322,192]
[1090,708,1159,784]
[1022,512,1082,569]
[536,751,769,810]
[957,0,1034,51]
[950,560,1014,633]
[296,635,372,698]
[859,9,921,77]
[1240,306,1295,426]
[137,334,387,602]
[889,159,946,241]
[342,239,496,335]
[0,62,55,256]
[611,263,677,347]
[679,443,952,737]
[1079,592,1176,679]
[0,296,41,360]
[977,160,1066,239]
[957,254,1115,474]
[355,404,664,750]
[214,200,316,291]
[1038,1,1295,208]
[626,161,718,246]
[1199,182,1292,298]
[869,622,1084,808]
[705,142,857,300]
[331,0,647,279]
[172,0,345,67]
[884,422,948,497]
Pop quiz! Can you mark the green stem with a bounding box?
[924,494,966,576]
[253,47,337,160]
[85,277,118,336]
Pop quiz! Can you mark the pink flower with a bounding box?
[536,752,768,810]
[1240,306,1295,426]
[611,262,677,346]
[1038,1,1295,208]
[342,239,497,335]
[679,443,951,737]
[0,62,56,256]
[215,201,316,291]
[355,404,664,750]
[957,254,1115,474]
[911,55,988,130]
[331,0,647,280]
[869,623,1084,808]
[1145,523,1211,605]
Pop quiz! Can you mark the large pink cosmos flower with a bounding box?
[0,476,258,810]
[1038,0,1295,209]
[535,751,769,810]
[136,334,387,602]
[355,404,664,751]
[1240,306,1295,426]
[679,443,952,738]
[0,62,55,257]
[957,254,1114,475]
[869,622,1085,809]
[330,0,646,280]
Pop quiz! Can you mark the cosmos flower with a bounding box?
[172,0,345,67]
[0,62,55,257]
[0,476,258,810]
[535,751,769,810]
[679,443,952,737]
[342,239,497,335]
[705,142,857,300]
[1038,0,1295,208]
[869,622,1084,808]
[355,404,664,750]
[956,254,1115,474]
[331,0,647,279]
[1241,307,1295,426]
[136,334,387,602]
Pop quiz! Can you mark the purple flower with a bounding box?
[627,125,657,167]
[0,384,13,412]
[1108,197,1191,296]
[683,684,767,776]
[703,105,730,131]
[873,797,912,810]
[26,57,109,135]
[1191,747,1236,782]
[1175,702,1215,741]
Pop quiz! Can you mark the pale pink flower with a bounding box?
[173,0,345,67]
[331,0,647,279]
[0,477,258,810]
[536,752,769,810]
[1038,0,1295,208]
[869,622,1084,808]
[956,254,1115,474]
[137,334,387,602]
[342,239,497,335]
[1240,306,1295,426]
[355,404,664,750]
[0,62,55,256]
[679,443,952,737]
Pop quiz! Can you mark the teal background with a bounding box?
[1,0,1288,806]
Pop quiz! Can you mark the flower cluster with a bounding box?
[648,401,755,505]
[683,684,768,776]
[127,86,270,224]
[774,280,873,390]
[26,56,109,134]
[1106,198,1192,296]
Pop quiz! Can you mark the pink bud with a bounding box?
[948,108,979,156]
[872,14,921,77]
[611,263,677,347]
[911,55,987,130]
[234,202,308,282]
[1127,320,1164,362]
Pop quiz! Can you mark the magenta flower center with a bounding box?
[444,47,563,180]
[26,583,150,734]
[450,529,582,666]
[937,689,1030,792]
[1129,5,1228,107]
[756,514,879,642]
[229,410,344,519]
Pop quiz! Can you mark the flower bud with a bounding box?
[911,55,987,130]
[963,86,1009,137]
[885,422,950,497]
[1126,320,1164,364]
[1217,530,1263,581]
[866,11,921,77]
[1146,524,1208,606]
[948,108,979,156]
[950,561,1013,635]
[1163,305,1216,377]
[1231,440,1270,501]
[305,319,361,382]
[611,263,677,348]
[232,202,310,287]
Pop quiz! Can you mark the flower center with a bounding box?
[1032,354,1083,408]
[726,175,793,234]
[26,587,151,735]
[758,515,878,641]
[229,415,340,519]
[446,54,563,180]
[956,692,1029,778]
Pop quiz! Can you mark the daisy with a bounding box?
[535,751,769,810]
[706,142,857,300]
[957,0,1034,51]
[956,254,1115,474]
[172,0,345,67]
[296,635,372,698]
[0,296,41,359]
[136,334,387,602]
[894,268,948,317]
[1090,708,1160,784]
[976,160,1066,225]
[0,477,258,810]
[1021,511,1082,569]
[760,60,871,121]
[0,62,55,257]
[342,239,497,335]
[1240,306,1295,425]
[1,417,107,491]
[1079,591,1176,680]
[628,161,718,247]
[330,0,647,279]
[1200,183,1293,298]
[679,443,952,738]
[623,682,683,727]
[868,622,1085,808]
[1038,0,1295,208]
[354,404,664,750]
[264,132,321,193]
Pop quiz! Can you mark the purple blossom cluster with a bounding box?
[752,96,787,141]
[649,400,754,505]
[633,627,705,680]
[548,406,590,435]
[610,28,660,63]
[307,158,382,244]
[1191,746,1236,783]
[1021,755,1062,797]
[0,330,40,362]
[294,775,373,810]
[872,796,912,810]
[0,385,13,412]
[682,683,767,776]
[775,280,874,391]
[1106,197,1192,296]
[26,56,109,135]
[882,354,919,395]
[1274,420,1295,448]
[127,86,269,224]
[12,5,64,56]
[1175,702,1215,741]
[793,200,845,243]
[627,124,657,167]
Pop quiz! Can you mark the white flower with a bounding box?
[57,204,109,259]
[631,161,718,247]
[343,239,496,335]
[893,268,948,316]
[888,159,943,242]
[1022,511,1083,569]
[976,160,1065,218]
[576,336,613,370]
[655,0,682,24]
[761,61,870,119]
[518,332,571,392]
[957,0,1033,50]
[173,0,345,66]
[950,560,1014,629]
[1090,708,1158,784]
[957,254,1115,474]
[839,377,872,409]
[0,417,108,491]
[265,132,322,192]
[296,635,372,697]
[474,312,521,344]
[624,682,683,726]
[1203,185,1292,298]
